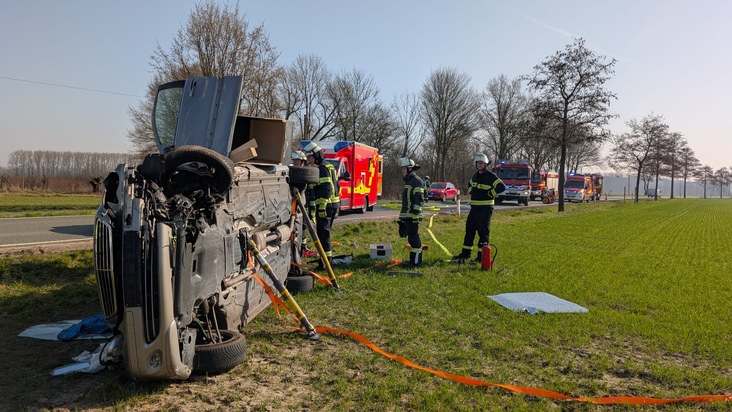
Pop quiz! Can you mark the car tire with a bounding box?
[289,165,319,185]
[192,330,247,376]
[162,145,235,194]
[358,196,368,213]
[285,274,314,293]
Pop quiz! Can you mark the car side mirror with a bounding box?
[341,171,351,181]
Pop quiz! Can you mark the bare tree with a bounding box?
[128,1,282,157]
[278,54,337,142]
[421,67,480,181]
[608,114,668,202]
[479,75,529,160]
[391,91,424,159]
[525,38,617,211]
[677,145,699,198]
[714,167,730,198]
[695,165,714,198]
[329,68,382,143]
[662,132,686,199]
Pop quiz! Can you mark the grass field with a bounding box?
[0,192,100,217]
[1,199,731,410]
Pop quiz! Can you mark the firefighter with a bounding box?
[303,142,340,268]
[398,157,425,267]
[291,150,307,167]
[453,154,505,262]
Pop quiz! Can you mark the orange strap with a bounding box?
[252,266,731,405]
[313,326,732,405]
[251,272,300,328]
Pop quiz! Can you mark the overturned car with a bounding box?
[93,76,316,380]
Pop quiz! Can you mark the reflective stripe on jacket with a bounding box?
[468,170,505,206]
[400,172,424,220]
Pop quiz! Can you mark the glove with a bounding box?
[317,210,327,219]
[397,219,407,238]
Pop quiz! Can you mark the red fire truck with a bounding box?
[494,160,533,206]
[300,140,383,213]
[591,174,604,200]
[564,173,594,203]
[530,170,559,201]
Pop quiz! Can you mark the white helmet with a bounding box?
[291,150,307,161]
[302,142,322,156]
[474,153,489,163]
[399,157,416,168]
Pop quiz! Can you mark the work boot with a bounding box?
[474,251,482,262]
[453,250,471,261]
[402,252,422,268]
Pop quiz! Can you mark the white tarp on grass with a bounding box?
[488,292,588,315]
[18,319,112,341]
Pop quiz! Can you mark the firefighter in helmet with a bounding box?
[453,154,505,262]
[291,150,307,167]
[398,157,425,267]
[303,142,340,268]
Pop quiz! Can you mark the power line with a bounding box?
[0,75,144,98]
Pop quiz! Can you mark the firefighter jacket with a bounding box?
[468,169,505,206]
[310,162,340,212]
[400,171,424,220]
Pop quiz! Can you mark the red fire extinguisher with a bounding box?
[481,244,494,270]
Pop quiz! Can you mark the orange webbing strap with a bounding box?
[291,262,332,286]
[254,281,731,405]
[313,326,732,405]
[251,272,300,329]
[373,258,402,269]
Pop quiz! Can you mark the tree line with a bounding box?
[6,150,131,179]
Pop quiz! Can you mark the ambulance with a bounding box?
[300,140,383,213]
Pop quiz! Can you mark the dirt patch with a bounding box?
[2,327,329,411]
[0,239,92,258]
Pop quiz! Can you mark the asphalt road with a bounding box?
[0,198,565,252]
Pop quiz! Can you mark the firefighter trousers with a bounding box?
[316,206,338,256]
[405,219,422,251]
[462,206,493,250]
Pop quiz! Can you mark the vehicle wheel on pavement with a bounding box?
[285,274,314,293]
[442,194,447,202]
[162,145,235,194]
[289,165,319,185]
[192,330,247,376]
[366,196,374,211]
[357,196,367,214]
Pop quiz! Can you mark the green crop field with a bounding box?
[0,192,100,217]
[2,199,731,410]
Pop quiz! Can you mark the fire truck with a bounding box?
[564,173,594,202]
[300,140,383,213]
[530,170,559,201]
[591,174,604,200]
[494,160,533,206]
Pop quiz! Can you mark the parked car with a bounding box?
[427,182,458,201]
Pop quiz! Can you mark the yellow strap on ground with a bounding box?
[426,213,452,257]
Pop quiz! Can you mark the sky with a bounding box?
[1,0,730,172]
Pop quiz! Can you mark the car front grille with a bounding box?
[94,218,117,320]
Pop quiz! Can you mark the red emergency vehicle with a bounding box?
[300,140,383,213]
[530,170,559,201]
[564,173,594,203]
[591,174,604,200]
[494,160,533,206]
